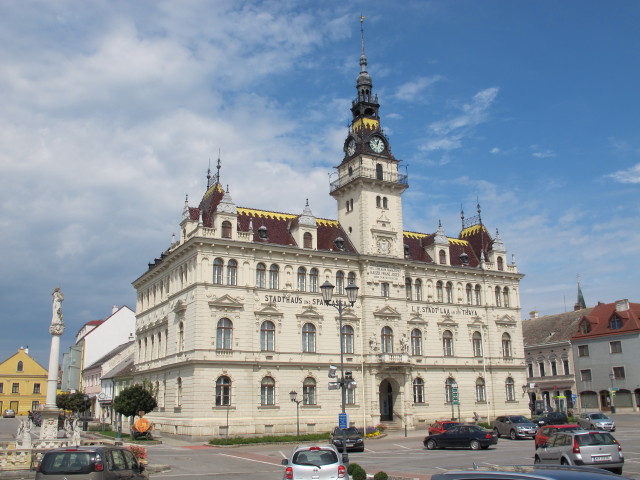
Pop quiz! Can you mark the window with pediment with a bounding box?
[302,323,316,352]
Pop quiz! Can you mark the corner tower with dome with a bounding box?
[132,23,526,437]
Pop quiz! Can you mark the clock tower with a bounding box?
[330,21,408,257]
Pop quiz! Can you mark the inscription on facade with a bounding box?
[369,263,402,281]
[411,306,478,316]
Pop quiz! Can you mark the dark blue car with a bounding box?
[424,424,498,450]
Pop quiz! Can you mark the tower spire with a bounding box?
[575,275,587,310]
[216,149,222,185]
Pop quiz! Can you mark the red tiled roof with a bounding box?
[571,301,640,340]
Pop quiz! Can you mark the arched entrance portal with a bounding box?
[379,379,394,421]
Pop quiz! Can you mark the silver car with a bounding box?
[281,444,348,480]
[493,415,538,439]
[534,430,624,475]
[578,412,616,432]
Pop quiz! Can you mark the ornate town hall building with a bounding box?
[133,37,526,437]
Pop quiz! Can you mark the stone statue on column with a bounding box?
[40,288,66,440]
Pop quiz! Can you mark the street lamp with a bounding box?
[289,390,302,437]
[320,280,358,457]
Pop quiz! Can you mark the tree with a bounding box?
[113,384,157,419]
[56,392,90,415]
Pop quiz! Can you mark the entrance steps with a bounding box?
[380,421,403,432]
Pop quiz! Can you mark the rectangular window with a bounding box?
[12,383,19,394]
[551,360,558,376]
[33,384,41,394]
[578,345,589,357]
[612,366,625,380]
[0,383,3,393]
[563,359,570,375]
[610,341,622,354]
[580,369,592,382]
[527,363,534,377]
[539,362,546,377]
[31,401,39,411]
[381,283,389,297]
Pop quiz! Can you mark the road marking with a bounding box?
[393,444,412,449]
[218,452,283,466]
[279,450,287,458]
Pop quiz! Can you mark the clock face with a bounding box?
[346,139,356,156]
[369,136,385,153]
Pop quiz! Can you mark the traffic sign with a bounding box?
[338,413,349,429]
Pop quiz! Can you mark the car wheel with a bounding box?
[426,439,437,450]
[560,458,569,466]
[510,430,517,440]
[534,455,541,464]
[470,440,481,450]
[493,428,500,438]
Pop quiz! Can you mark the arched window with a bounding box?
[497,256,504,271]
[222,220,232,239]
[17,361,23,372]
[505,377,516,401]
[269,264,279,289]
[215,376,231,406]
[466,284,473,304]
[436,281,444,302]
[472,331,483,357]
[303,377,316,405]
[503,287,510,307]
[405,277,412,300]
[502,333,512,358]
[382,197,388,209]
[342,325,354,354]
[157,332,162,358]
[216,318,233,350]
[446,281,453,303]
[176,377,183,407]
[376,196,381,208]
[302,323,316,353]
[445,377,457,403]
[309,268,319,292]
[381,326,393,353]
[303,232,313,249]
[415,279,423,301]
[476,377,486,402]
[336,271,345,295]
[442,330,454,356]
[178,322,184,352]
[411,328,422,356]
[256,263,266,288]
[475,284,482,305]
[227,259,237,285]
[213,258,224,284]
[260,321,275,351]
[439,250,447,265]
[413,378,425,403]
[376,163,383,180]
[347,271,356,287]
[260,376,275,405]
[297,267,306,291]
[495,286,502,306]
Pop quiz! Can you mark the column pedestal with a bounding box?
[39,407,61,440]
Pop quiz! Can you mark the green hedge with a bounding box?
[208,432,330,446]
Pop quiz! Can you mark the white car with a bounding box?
[281,444,348,480]
[578,412,616,432]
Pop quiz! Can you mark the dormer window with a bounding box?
[334,237,345,250]
[497,257,504,271]
[459,252,469,265]
[579,320,591,334]
[257,225,268,240]
[439,250,447,265]
[222,220,232,239]
[609,316,623,330]
[404,244,410,258]
[303,232,312,249]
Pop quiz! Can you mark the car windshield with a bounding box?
[590,413,608,420]
[509,416,530,423]
[576,432,616,446]
[40,452,94,475]
[443,422,459,430]
[293,449,338,466]
[335,427,359,435]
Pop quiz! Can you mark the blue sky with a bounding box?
[1,1,638,367]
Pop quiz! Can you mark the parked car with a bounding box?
[493,415,538,439]
[281,444,348,480]
[330,426,364,452]
[535,425,583,449]
[424,424,498,450]
[534,430,624,475]
[578,412,616,432]
[428,421,461,436]
[431,464,634,480]
[533,411,569,426]
[36,446,148,479]
[2,409,16,418]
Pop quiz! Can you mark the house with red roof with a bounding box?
[131,32,526,437]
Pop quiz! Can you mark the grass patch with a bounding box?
[209,432,330,446]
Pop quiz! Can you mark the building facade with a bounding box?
[132,39,527,437]
[572,299,640,412]
[0,347,48,415]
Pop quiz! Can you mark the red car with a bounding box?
[534,424,583,449]
[428,421,461,436]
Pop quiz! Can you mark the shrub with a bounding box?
[348,463,366,480]
[375,423,387,432]
[477,421,492,429]
[373,472,389,480]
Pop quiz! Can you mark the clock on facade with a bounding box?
[346,139,356,156]
[369,136,385,153]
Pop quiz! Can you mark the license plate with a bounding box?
[592,455,612,462]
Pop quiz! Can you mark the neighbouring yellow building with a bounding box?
[0,347,48,415]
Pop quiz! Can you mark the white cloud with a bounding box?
[392,75,443,101]
[490,147,500,154]
[606,163,640,184]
